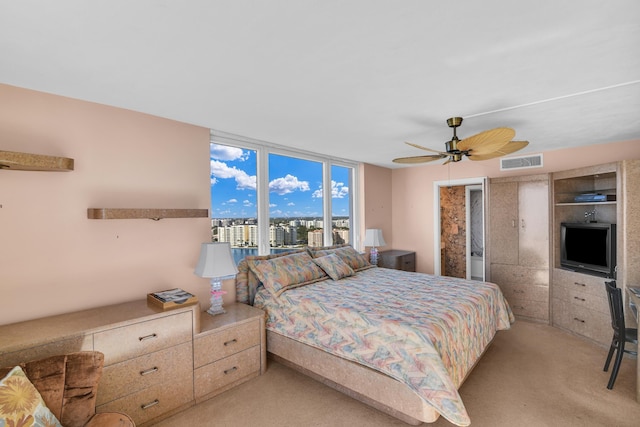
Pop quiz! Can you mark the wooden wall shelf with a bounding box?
[87,208,209,220]
[0,150,74,171]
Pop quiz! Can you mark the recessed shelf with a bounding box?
[555,201,617,207]
[87,208,209,220]
[0,150,74,171]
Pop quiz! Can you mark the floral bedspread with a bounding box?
[253,267,514,426]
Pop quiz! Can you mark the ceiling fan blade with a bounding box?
[392,154,447,164]
[468,141,529,161]
[458,127,515,155]
[404,141,449,156]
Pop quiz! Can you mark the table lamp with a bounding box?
[364,229,386,265]
[194,242,238,315]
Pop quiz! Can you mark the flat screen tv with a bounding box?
[560,222,616,278]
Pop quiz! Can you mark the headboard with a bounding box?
[235,244,351,305]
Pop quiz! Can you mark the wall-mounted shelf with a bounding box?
[87,208,209,220]
[0,150,74,171]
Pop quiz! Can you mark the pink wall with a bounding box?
[388,140,640,273]
[361,164,392,250]
[0,84,213,325]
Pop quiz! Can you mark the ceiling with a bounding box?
[1,1,639,168]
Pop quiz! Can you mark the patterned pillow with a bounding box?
[248,251,327,297]
[0,366,62,427]
[312,253,355,280]
[310,245,374,271]
[236,249,307,304]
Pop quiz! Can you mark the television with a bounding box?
[560,222,617,278]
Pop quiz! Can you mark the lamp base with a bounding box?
[207,278,227,316]
[369,246,379,265]
[206,307,226,316]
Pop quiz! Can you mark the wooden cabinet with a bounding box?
[0,300,267,425]
[551,268,610,346]
[95,310,195,426]
[550,160,640,345]
[489,174,550,321]
[0,300,198,427]
[193,303,266,403]
[378,250,416,272]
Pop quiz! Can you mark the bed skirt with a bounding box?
[266,330,441,425]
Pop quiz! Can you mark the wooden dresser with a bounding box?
[0,300,265,426]
[378,250,416,272]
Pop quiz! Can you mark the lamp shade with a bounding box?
[194,242,238,278]
[363,229,386,247]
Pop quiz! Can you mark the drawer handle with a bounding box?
[574,296,586,302]
[513,305,525,310]
[513,289,525,294]
[139,333,158,342]
[573,317,585,323]
[141,399,159,410]
[224,339,238,346]
[224,366,238,375]
[574,282,586,287]
[140,367,159,376]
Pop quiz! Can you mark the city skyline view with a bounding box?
[209,143,351,219]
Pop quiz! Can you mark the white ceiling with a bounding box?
[2,1,639,168]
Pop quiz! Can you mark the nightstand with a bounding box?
[193,303,266,403]
[378,250,416,272]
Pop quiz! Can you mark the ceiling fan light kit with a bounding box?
[393,116,529,165]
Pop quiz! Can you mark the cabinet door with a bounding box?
[518,180,549,269]
[489,181,519,265]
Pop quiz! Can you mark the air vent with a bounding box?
[500,154,543,171]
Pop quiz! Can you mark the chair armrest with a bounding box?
[84,412,136,427]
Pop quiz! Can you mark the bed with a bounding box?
[235,245,513,426]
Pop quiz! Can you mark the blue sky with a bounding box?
[209,144,350,219]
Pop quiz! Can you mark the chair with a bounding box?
[603,280,638,389]
[0,351,135,427]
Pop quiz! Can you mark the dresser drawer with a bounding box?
[97,376,193,426]
[95,311,192,365]
[97,341,193,405]
[552,298,611,345]
[194,345,260,399]
[194,319,260,368]
[491,264,549,287]
[500,283,549,303]
[553,268,609,299]
[552,280,609,315]
[508,298,549,321]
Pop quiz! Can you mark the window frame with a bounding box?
[210,129,360,255]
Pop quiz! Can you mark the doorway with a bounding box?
[433,177,486,280]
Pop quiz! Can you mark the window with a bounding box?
[209,130,359,263]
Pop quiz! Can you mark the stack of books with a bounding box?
[147,288,198,311]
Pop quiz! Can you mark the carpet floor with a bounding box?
[156,320,640,426]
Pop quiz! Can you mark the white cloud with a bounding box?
[227,198,238,203]
[210,144,249,161]
[287,202,295,206]
[243,200,253,207]
[269,174,310,195]
[312,180,349,199]
[211,160,256,190]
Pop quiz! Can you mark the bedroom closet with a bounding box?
[488,174,550,322]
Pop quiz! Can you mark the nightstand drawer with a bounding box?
[378,250,416,272]
[194,345,260,399]
[194,318,260,368]
[97,341,193,405]
[97,377,193,426]
[95,311,192,365]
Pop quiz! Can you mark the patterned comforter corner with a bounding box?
[254,267,513,426]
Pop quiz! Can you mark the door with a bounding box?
[433,177,487,280]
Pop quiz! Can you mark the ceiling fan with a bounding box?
[393,117,529,165]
